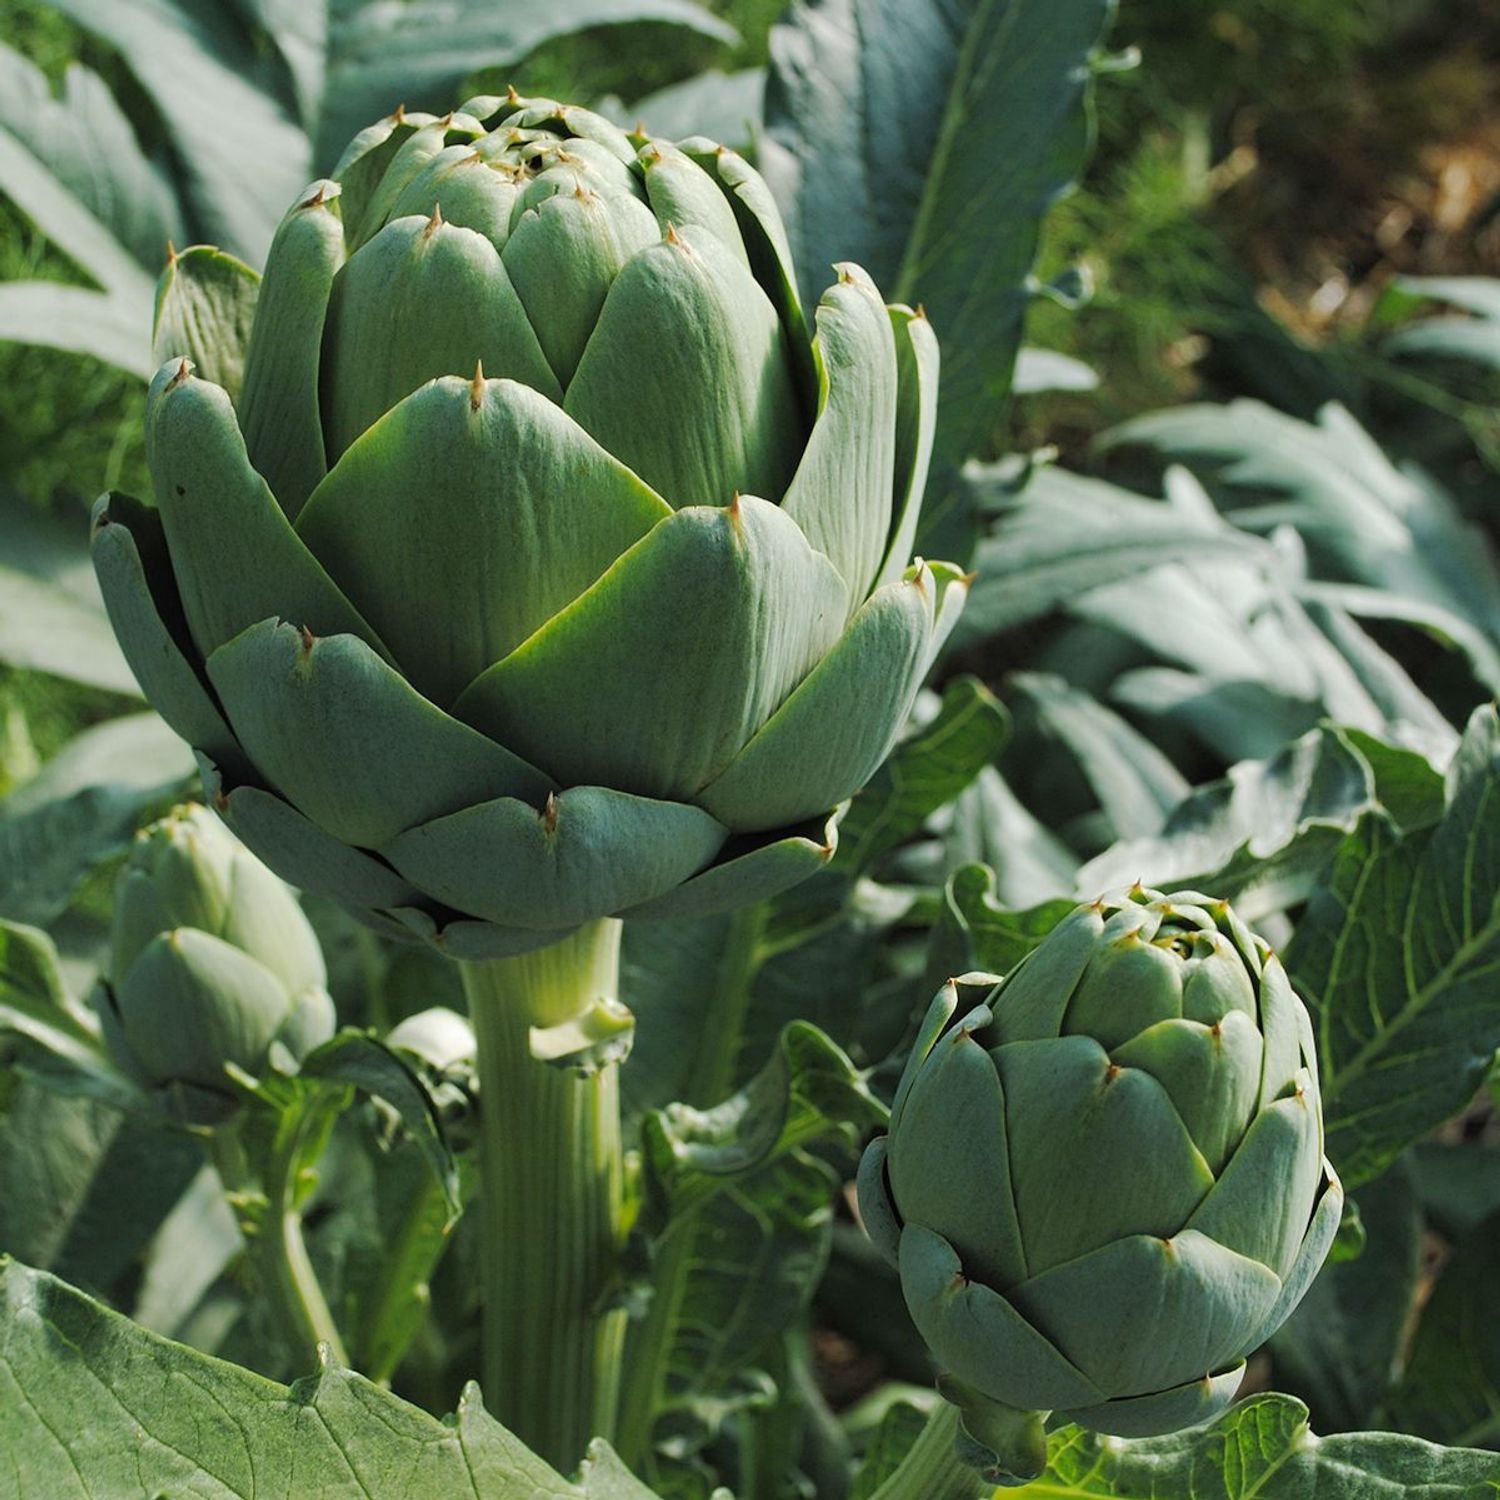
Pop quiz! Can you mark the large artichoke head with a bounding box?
[858,888,1344,1456]
[99,804,335,1120]
[92,94,960,959]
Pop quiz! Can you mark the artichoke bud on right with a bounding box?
[92,93,964,959]
[858,887,1344,1465]
[99,804,335,1121]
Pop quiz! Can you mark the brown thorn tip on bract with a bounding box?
[165,239,177,265]
[470,361,485,410]
[169,358,191,388]
[506,84,521,104]
[393,103,407,124]
[916,303,928,320]
[542,793,559,834]
[298,625,317,653]
[960,569,979,587]
[424,203,444,237]
[664,221,681,245]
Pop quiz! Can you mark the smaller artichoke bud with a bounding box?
[100,805,336,1119]
[858,887,1343,1479]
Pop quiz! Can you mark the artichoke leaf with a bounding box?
[1007,1228,1281,1398]
[855,1137,902,1266]
[89,492,241,768]
[1247,1160,1344,1346]
[143,362,388,663]
[454,496,845,806]
[782,263,900,617]
[296,374,670,708]
[1056,1364,1245,1439]
[500,98,637,164]
[386,145,523,251]
[1111,1013,1264,1175]
[151,245,259,405]
[206,621,554,850]
[382,785,728,929]
[886,1021,1026,1290]
[619,809,839,920]
[986,905,1107,1043]
[385,905,574,961]
[237,180,345,521]
[994,1034,1215,1272]
[898,1222,1104,1412]
[320,213,560,461]
[696,563,938,830]
[875,306,941,592]
[344,114,483,252]
[564,224,803,509]
[680,139,815,407]
[638,139,750,268]
[1183,1089,1326,1278]
[199,752,423,913]
[502,187,660,387]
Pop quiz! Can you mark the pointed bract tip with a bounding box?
[298,183,329,210]
[470,361,486,410]
[915,303,928,320]
[168,358,191,390]
[393,103,407,125]
[423,202,444,237]
[165,238,177,266]
[439,111,454,128]
[960,569,978,587]
[506,84,522,104]
[634,118,648,137]
[298,625,317,653]
[542,792,559,834]
[214,789,231,814]
[664,221,682,245]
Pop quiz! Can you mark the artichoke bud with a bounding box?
[859,887,1344,1446]
[100,805,335,1119]
[97,92,965,954]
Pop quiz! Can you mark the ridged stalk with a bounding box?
[460,919,626,1471]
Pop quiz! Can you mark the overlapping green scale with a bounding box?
[296,374,670,707]
[858,887,1344,1445]
[93,90,959,951]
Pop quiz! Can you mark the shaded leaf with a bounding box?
[1288,704,1500,1188]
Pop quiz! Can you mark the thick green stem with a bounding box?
[868,1403,986,1500]
[461,919,626,1472]
[614,904,766,1472]
[210,1122,346,1371]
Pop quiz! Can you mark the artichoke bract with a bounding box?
[99,804,335,1119]
[92,93,961,958]
[858,888,1343,1460]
